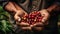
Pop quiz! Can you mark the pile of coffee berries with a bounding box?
[20,11,44,25]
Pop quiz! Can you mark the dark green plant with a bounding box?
[0,6,13,34]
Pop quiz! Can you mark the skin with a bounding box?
[5,1,59,31]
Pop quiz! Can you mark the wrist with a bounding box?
[42,9,50,14]
[46,4,57,13]
[46,8,53,13]
[46,9,51,13]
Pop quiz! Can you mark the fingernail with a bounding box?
[18,18,21,21]
[30,25,33,27]
[42,20,44,23]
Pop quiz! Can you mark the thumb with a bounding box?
[41,14,49,23]
[14,13,21,21]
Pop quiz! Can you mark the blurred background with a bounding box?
[0,1,60,34]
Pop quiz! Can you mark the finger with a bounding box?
[25,12,28,15]
[23,11,28,16]
[14,14,21,21]
[33,22,44,27]
[41,13,49,23]
[42,17,47,23]
[45,21,49,25]
[32,27,44,31]
[19,22,30,27]
[18,18,21,22]
[20,22,29,25]
[30,25,34,27]
[21,27,31,30]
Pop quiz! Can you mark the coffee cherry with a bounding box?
[38,19,42,22]
[34,11,37,14]
[36,12,40,15]
[37,17,42,19]
[31,16,35,18]
[31,22,35,25]
[32,14,36,16]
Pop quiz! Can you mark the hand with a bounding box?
[32,9,50,31]
[14,10,28,21]
[31,22,44,31]
[16,21,31,30]
[14,10,32,30]
[39,9,50,25]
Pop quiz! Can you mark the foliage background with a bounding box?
[0,6,14,34]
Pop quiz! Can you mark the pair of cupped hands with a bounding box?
[14,9,50,31]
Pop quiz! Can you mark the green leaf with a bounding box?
[1,20,7,32]
[0,6,3,11]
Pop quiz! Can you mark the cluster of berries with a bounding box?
[20,11,44,25]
